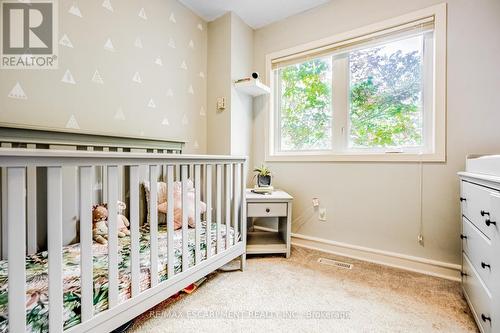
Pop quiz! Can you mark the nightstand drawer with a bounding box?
[247,203,287,217]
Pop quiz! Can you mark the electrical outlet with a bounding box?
[319,208,327,221]
[312,198,320,207]
[418,234,424,246]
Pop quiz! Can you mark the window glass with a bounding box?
[349,35,424,149]
[278,57,332,151]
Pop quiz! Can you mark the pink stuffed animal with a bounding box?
[157,179,207,230]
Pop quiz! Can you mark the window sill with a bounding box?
[265,152,446,163]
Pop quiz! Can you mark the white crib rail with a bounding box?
[205,165,212,260]
[79,166,93,323]
[7,167,26,333]
[148,165,159,287]
[129,165,141,298]
[0,149,246,333]
[194,165,202,265]
[47,167,63,332]
[166,165,175,279]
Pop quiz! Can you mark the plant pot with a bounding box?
[257,175,271,187]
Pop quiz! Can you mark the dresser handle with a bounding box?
[265,208,270,213]
[460,234,467,240]
[481,262,491,269]
[481,314,491,323]
[460,272,468,277]
[485,219,497,227]
[481,210,490,217]
[460,197,467,202]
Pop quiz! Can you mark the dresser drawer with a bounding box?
[247,203,287,217]
[462,217,494,290]
[463,254,493,333]
[461,181,499,240]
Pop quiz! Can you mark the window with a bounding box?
[278,57,332,151]
[268,5,446,162]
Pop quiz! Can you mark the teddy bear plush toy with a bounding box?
[92,201,131,244]
[92,204,109,245]
[116,201,131,237]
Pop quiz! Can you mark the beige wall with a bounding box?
[230,13,254,169]
[207,12,253,164]
[0,0,207,153]
[207,13,232,155]
[252,0,500,265]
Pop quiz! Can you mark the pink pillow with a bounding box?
[157,180,207,230]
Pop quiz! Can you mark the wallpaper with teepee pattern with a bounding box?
[0,0,207,153]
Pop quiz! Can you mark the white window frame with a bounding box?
[265,4,447,162]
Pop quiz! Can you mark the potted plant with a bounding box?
[253,165,272,187]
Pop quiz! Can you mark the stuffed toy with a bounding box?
[156,179,207,230]
[92,204,109,245]
[92,201,131,244]
[116,201,131,237]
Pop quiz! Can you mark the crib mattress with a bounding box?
[0,222,238,333]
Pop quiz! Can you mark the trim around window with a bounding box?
[265,4,447,163]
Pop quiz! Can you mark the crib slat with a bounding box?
[79,166,93,322]
[205,165,212,259]
[149,165,159,286]
[225,164,231,249]
[107,166,119,308]
[47,167,63,333]
[1,169,7,258]
[166,166,175,278]
[216,165,222,253]
[194,165,201,264]
[232,164,240,239]
[7,167,26,333]
[181,165,189,271]
[240,163,247,270]
[129,166,140,297]
[240,163,246,239]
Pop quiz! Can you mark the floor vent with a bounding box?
[317,258,353,270]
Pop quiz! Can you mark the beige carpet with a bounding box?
[130,247,478,333]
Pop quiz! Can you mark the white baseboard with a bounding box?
[291,233,461,282]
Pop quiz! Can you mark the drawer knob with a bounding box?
[485,219,497,227]
[481,314,491,323]
[265,208,270,213]
[480,210,490,217]
[460,234,467,240]
[460,197,467,202]
[481,262,491,269]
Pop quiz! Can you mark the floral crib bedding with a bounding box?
[0,222,239,333]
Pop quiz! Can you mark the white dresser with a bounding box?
[459,155,500,333]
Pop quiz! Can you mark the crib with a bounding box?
[0,126,247,333]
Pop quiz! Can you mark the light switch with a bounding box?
[216,97,226,111]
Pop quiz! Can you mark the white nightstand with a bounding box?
[245,189,293,258]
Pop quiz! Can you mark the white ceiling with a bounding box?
[178,0,331,29]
